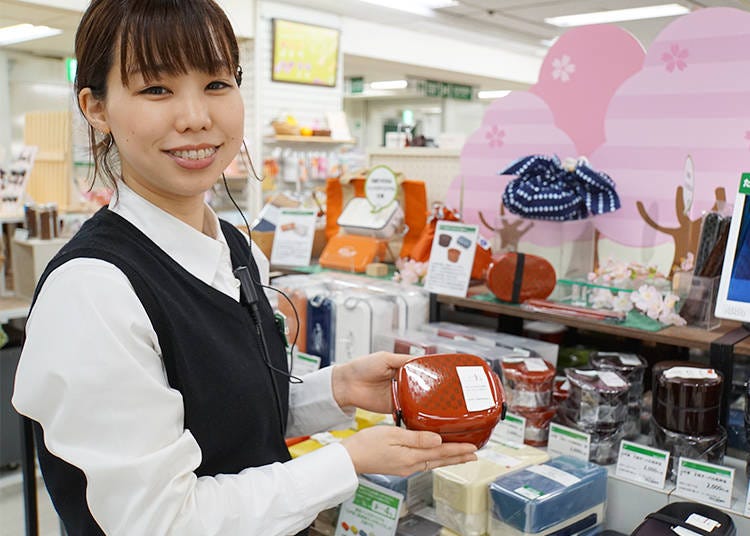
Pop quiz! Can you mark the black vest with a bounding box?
[30,208,291,535]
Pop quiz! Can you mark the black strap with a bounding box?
[511,253,526,303]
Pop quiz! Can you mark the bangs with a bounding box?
[118,0,238,84]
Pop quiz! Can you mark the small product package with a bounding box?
[362,471,434,512]
[337,197,405,239]
[432,443,548,536]
[392,354,506,448]
[590,352,647,439]
[500,357,556,409]
[488,456,607,536]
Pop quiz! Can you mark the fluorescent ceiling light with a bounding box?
[370,79,408,90]
[0,23,62,46]
[478,90,511,99]
[545,3,689,27]
[359,0,458,17]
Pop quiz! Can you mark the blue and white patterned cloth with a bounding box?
[499,154,620,221]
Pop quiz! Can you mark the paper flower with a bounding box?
[661,44,689,73]
[586,281,683,326]
[393,258,428,285]
[679,252,694,272]
[589,258,669,290]
[612,292,634,313]
[551,55,576,82]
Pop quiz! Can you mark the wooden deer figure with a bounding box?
[479,202,534,252]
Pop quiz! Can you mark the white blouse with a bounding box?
[13,182,358,535]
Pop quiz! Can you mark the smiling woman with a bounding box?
[10,2,477,535]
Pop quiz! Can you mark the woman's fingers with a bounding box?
[342,427,477,476]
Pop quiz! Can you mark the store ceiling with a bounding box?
[2,0,750,90]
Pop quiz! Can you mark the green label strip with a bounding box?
[623,443,666,459]
[681,460,731,476]
[438,223,477,233]
[353,484,400,513]
[551,425,587,442]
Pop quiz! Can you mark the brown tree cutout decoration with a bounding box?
[637,185,726,274]
[479,202,534,252]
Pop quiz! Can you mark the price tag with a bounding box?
[456,366,494,411]
[615,440,670,489]
[547,423,591,462]
[675,457,734,509]
[492,412,526,448]
[335,479,402,536]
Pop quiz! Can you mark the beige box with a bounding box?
[11,237,67,300]
[432,443,549,536]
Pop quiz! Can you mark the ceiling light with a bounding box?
[545,3,689,27]
[0,23,62,46]
[478,90,511,100]
[370,79,408,90]
[359,0,458,17]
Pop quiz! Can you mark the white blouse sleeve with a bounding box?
[12,258,358,536]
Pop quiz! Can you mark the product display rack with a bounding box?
[430,287,750,428]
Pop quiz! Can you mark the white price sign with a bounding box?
[547,424,590,462]
[615,441,669,489]
[423,222,478,298]
[270,209,317,267]
[492,412,526,448]
[675,457,734,509]
[364,165,398,211]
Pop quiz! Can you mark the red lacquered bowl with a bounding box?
[391,353,506,448]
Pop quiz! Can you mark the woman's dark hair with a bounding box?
[74,0,241,191]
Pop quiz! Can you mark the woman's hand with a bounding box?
[331,351,410,414]
[341,426,477,476]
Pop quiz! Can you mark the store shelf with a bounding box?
[433,285,748,354]
[264,135,355,144]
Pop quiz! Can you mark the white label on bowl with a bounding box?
[456,366,494,412]
[618,354,643,366]
[663,367,718,380]
[597,371,627,387]
[685,513,721,532]
[524,358,548,372]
